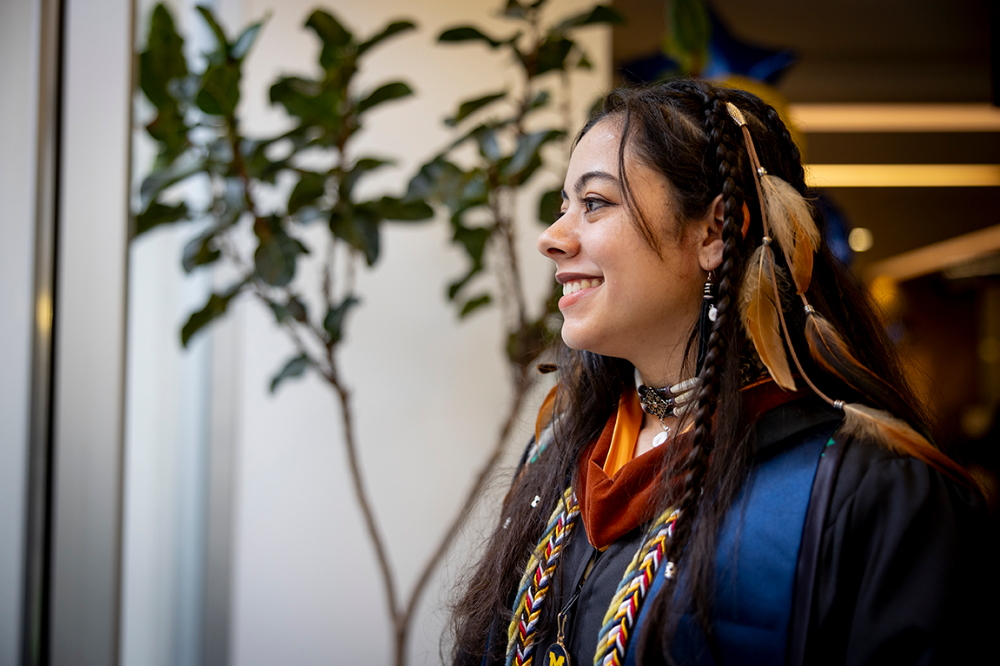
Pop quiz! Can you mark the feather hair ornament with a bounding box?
[761,175,820,294]
[739,245,796,390]
[840,402,972,484]
[724,101,975,486]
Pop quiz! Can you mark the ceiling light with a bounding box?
[804,164,1000,188]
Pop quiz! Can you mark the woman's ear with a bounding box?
[698,194,725,272]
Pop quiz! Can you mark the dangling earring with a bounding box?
[696,271,717,374]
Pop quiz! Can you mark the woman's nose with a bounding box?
[536,213,578,259]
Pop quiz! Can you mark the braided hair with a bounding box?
[449,80,928,666]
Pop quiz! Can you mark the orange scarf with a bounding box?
[575,379,802,549]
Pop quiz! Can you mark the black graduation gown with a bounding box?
[488,397,999,666]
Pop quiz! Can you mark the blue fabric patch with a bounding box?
[625,431,830,666]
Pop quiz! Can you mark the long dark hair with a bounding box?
[449,79,932,665]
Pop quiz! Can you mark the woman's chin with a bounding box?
[560,325,610,356]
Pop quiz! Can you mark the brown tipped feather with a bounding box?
[841,403,973,484]
[761,175,819,294]
[806,311,922,425]
[739,246,796,390]
[805,311,867,378]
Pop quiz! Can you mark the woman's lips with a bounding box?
[558,277,604,309]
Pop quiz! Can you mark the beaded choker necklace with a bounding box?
[634,370,698,448]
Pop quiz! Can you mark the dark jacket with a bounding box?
[488,397,998,665]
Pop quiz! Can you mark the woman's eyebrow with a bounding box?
[573,170,618,196]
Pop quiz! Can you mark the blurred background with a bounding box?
[0,1,996,665]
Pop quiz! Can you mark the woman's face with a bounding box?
[537,119,718,378]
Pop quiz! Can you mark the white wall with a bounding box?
[0,0,39,661]
[226,1,608,664]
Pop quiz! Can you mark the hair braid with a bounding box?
[663,97,744,562]
[763,106,806,192]
[639,95,750,664]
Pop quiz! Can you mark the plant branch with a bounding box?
[493,189,528,331]
[327,365,403,630]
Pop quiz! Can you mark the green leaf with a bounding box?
[269,354,309,393]
[662,0,710,76]
[140,4,188,109]
[505,129,564,178]
[330,206,380,265]
[358,20,416,56]
[323,295,360,344]
[267,294,308,324]
[231,20,265,60]
[145,105,188,166]
[306,10,353,48]
[286,295,308,321]
[507,319,550,368]
[140,152,205,209]
[245,139,287,183]
[341,157,393,198]
[216,177,248,226]
[305,10,354,71]
[288,171,326,214]
[407,158,490,215]
[135,201,189,236]
[471,125,502,161]
[406,157,463,202]
[448,223,492,300]
[459,293,492,318]
[181,226,222,272]
[445,90,507,127]
[357,81,412,114]
[196,61,241,116]
[453,223,491,263]
[532,34,574,77]
[371,196,433,221]
[269,76,342,128]
[438,26,507,48]
[253,217,308,287]
[538,189,562,225]
[527,89,551,112]
[553,5,625,32]
[195,5,230,61]
[181,280,245,347]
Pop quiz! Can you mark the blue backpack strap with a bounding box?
[626,427,834,666]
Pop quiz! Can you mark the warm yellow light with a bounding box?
[980,337,1000,364]
[848,227,874,253]
[36,292,53,335]
[865,225,1000,282]
[868,275,900,317]
[789,103,1000,133]
[804,164,1000,188]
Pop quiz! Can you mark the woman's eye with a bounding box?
[584,197,608,213]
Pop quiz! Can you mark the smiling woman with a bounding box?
[449,79,999,666]
[539,119,717,395]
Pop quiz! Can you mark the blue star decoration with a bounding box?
[620,5,796,85]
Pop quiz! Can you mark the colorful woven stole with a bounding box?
[506,487,581,666]
[593,508,679,666]
[505,488,678,666]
